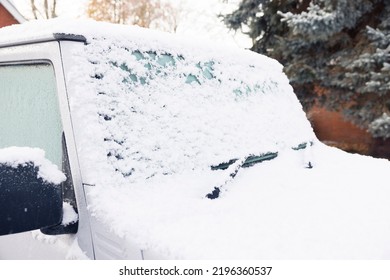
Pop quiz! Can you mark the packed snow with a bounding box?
[0,19,389,259]
[0,147,65,185]
[61,202,78,226]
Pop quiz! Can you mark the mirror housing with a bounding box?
[0,162,63,236]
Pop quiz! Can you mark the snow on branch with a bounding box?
[279,1,372,42]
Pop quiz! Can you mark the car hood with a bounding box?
[85,142,390,259]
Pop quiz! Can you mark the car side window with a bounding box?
[0,62,78,234]
[0,63,62,167]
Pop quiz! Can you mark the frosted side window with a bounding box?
[0,63,63,167]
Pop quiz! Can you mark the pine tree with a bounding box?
[224,0,390,139]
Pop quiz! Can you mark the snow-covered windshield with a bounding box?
[68,35,314,183]
[44,20,323,258]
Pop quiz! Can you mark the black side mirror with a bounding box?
[0,161,63,236]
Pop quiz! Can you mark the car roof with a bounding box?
[0,19,275,66]
[0,32,86,48]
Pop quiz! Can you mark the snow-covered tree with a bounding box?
[369,113,390,139]
[224,0,390,139]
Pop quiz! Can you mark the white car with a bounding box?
[0,19,389,260]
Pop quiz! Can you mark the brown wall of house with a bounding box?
[308,106,373,155]
[0,5,19,27]
[309,106,390,160]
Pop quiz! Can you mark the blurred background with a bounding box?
[2,0,390,160]
[7,0,252,47]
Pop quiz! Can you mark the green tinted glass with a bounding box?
[0,63,63,167]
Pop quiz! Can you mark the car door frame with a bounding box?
[0,39,95,259]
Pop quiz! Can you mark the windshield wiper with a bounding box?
[210,152,278,171]
[206,152,278,199]
[206,142,315,199]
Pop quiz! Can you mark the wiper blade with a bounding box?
[210,152,278,171]
[206,152,278,200]
[210,158,238,171]
[206,158,244,199]
[242,153,278,168]
[206,142,315,199]
[292,141,314,169]
[292,142,308,151]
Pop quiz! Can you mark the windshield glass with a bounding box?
[68,36,314,183]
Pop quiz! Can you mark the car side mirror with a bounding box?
[0,150,64,236]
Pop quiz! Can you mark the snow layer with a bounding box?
[55,20,322,259]
[61,202,78,226]
[0,147,66,185]
[2,20,389,259]
[100,143,390,259]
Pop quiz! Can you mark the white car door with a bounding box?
[0,42,93,259]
